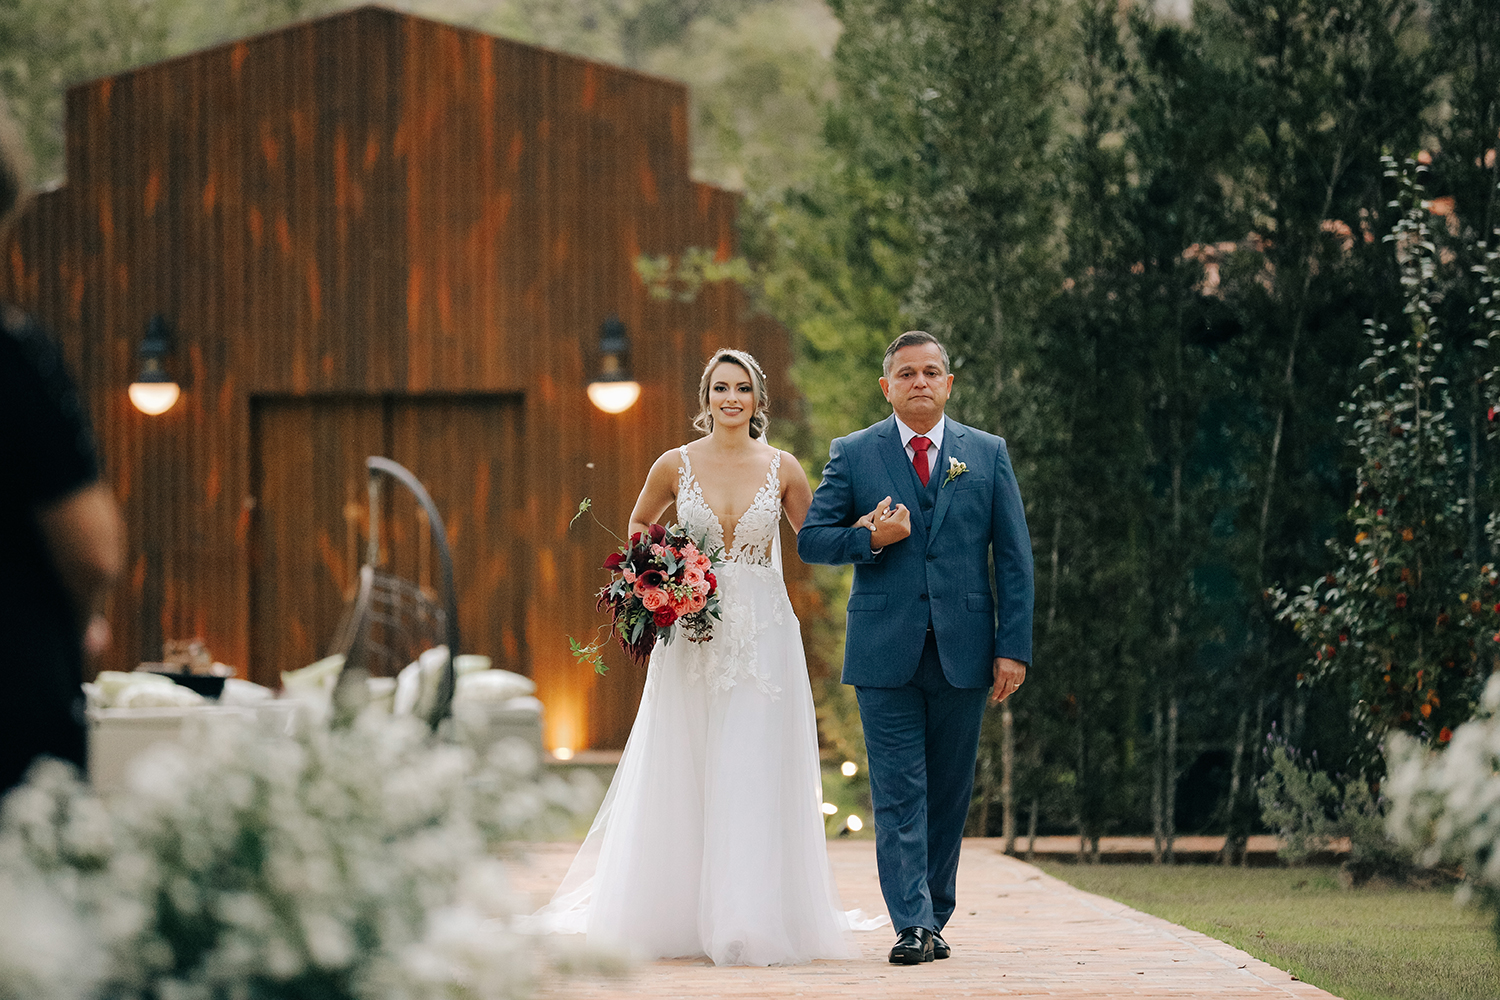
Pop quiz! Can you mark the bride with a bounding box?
[525,348,878,966]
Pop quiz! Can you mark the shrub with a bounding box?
[1258,735,1414,883]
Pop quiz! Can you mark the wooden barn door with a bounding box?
[387,397,528,679]
[249,395,526,688]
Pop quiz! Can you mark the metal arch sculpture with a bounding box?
[329,457,461,730]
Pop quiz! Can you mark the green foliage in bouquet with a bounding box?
[0,715,606,1000]
[1273,157,1496,754]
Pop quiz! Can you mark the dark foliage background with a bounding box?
[13,0,1500,856]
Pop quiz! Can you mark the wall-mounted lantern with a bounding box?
[586,316,641,414]
[127,315,180,416]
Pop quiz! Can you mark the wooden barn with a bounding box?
[0,4,804,752]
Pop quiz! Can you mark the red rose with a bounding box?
[705,571,717,588]
[653,606,677,627]
[1439,726,1453,743]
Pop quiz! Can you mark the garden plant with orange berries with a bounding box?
[1274,157,1499,755]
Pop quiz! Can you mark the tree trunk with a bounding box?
[1026,796,1038,861]
[1242,697,1265,868]
[1223,705,1249,866]
[1001,703,1016,852]
[1471,385,1481,562]
[974,745,994,838]
[1165,696,1179,864]
[1151,694,1165,863]
[1076,703,1088,863]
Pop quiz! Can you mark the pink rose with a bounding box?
[685,593,707,613]
[684,567,705,588]
[693,554,712,572]
[622,569,637,585]
[692,578,711,598]
[641,588,668,611]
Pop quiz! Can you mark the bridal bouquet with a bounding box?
[601,522,722,663]
[592,522,721,668]
[566,500,723,673]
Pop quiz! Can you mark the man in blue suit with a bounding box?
[798,331,1034,965]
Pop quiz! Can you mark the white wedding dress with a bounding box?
[522,448,882,965]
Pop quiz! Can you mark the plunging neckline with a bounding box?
[678,446,781,559]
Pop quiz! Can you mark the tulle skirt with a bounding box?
[523,563,874,965]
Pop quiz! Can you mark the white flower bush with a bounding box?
[0,714,608,1000]
[1387,673,1500,926]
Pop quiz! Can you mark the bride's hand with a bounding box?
[864,496,911,549]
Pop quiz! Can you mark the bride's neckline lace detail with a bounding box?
[670,447,788,699]
[677,447,782,566]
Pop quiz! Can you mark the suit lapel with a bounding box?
[876,415,927,540]
[927,418,964,543]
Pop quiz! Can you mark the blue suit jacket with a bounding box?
[797,414,1034,688]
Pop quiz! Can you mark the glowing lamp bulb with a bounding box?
[129,380,180,415]
[840,760,858,777]
[587,380,642,414]
[845,814,864,833]
[821,801,838,816]
[553,746,575,761]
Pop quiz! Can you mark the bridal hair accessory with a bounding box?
[942,456,968,487]
[567,500,723,673]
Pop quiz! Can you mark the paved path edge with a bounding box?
[1026,865,1341,999]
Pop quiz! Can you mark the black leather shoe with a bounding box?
[889,926,934,965]
[932,930,951,960]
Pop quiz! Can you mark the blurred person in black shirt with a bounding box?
[0,97,123,794]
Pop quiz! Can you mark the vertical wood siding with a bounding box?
[0,6,805,750]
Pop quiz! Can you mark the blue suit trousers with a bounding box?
[855,630,988,933]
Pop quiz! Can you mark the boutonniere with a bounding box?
[942,456,968,487]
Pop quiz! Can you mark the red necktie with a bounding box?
[911,436,932,486]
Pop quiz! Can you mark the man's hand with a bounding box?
[856,495,911,550]
[991,657,1026,704]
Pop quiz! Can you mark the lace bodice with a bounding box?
[671,447,789,698]
[676,447,782,566]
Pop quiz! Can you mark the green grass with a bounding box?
[1038,862,1500,1000]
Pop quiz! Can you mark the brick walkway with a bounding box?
[513,838,1339,999]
